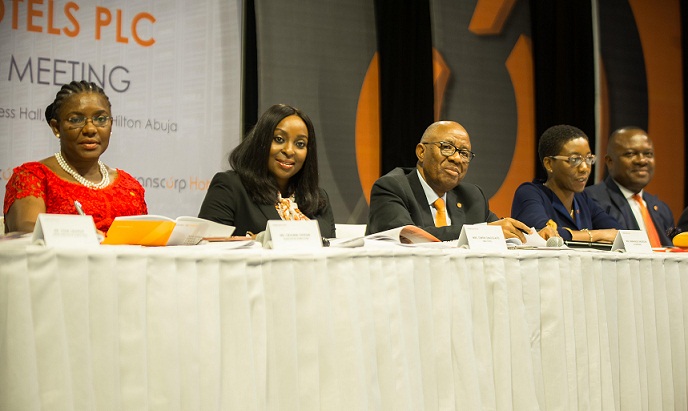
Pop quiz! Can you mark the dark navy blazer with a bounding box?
[511,181,621,241]
[585,176,674,246]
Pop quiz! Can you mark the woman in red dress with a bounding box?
[3,81,147,234]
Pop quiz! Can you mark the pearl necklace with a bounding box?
[54,152,110,189]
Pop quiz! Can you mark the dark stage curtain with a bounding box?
[683,0,688,206]
[530,0,595,179]
[242,0,258,136]
[374,0,435,173]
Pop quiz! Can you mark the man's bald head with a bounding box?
[420,121,468,144]
[415,121,472,196]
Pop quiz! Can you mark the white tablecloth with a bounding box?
[1,244,687,410]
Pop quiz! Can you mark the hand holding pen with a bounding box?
[536,219,560,240]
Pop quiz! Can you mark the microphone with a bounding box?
[546,236,564,247]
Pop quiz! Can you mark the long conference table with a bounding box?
[1,241,687,410]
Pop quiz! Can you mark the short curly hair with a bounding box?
[538,124,588,165]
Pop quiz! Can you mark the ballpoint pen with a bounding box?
[75,200,105,242]
[74,200,85,216]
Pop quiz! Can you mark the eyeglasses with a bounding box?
[549,154,597,167]
[422,141,476,162]
[63,115,113,129]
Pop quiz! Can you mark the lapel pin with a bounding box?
[653,205,658,211]
[456,202,462,208]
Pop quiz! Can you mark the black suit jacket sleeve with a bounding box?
[677,207,688,233]
[198,170,336,238]
[366,167,498,241]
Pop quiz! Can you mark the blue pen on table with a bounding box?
[74,200,85,216]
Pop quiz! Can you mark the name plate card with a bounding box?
[611,229,653,253]
[265,220,323,250]
[458,224,507,251]
[32,214,100,247]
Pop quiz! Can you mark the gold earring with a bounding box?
[56,133,60,138]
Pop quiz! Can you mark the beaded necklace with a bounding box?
[54,152,110,189]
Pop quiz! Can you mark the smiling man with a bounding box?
[366,121,532,242]
[585,127,675,246]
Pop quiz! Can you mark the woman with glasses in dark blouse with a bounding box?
[511,124,620,243]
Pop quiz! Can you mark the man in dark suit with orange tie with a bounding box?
[585,127,674,246]
[366,120,537,242]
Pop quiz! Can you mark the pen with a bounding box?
[546,219,557,230]
[74,200,104,242]
[74,200,85,216]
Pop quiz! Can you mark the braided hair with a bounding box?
[45,81,111,125]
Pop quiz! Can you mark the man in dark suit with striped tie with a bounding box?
[585,127,675,246]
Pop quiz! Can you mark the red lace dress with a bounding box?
[4,162,148,232]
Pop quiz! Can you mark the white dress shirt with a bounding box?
[613,180,648,232]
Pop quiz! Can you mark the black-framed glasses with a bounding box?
[549,154,596,167]
[63,115,113,129]
[422,141,476,162]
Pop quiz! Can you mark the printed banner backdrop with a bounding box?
[254,0,535,222]
[0,0,242,218]
[598,0,685,218]
[430,0,534,218]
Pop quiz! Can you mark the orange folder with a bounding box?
[102,220,176,246]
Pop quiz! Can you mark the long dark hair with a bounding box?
[46,81,111,124]
[230,104,325,215]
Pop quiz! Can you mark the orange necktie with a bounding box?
[632,193,661,247]
[433,198,447,227]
